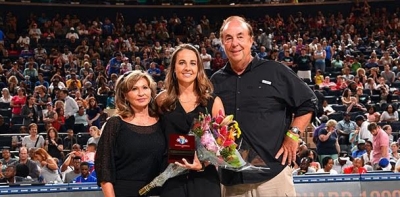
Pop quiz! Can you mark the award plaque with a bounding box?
[168,134,195,164]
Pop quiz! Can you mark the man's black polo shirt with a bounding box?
[211,56,317,185]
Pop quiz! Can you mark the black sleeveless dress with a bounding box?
[160,97,221,197]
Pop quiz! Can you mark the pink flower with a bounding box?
[201,132,218,153]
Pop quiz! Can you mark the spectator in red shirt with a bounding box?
[343,157,367,174]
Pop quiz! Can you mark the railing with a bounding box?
[0,132,91,155]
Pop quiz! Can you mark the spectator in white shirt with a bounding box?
[16,34,30,49]
[332,152,353,174]
[66,27,79,40]
[200,47,212,78]
[59,89,79,130]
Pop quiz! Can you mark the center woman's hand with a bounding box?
[174,152,203,171]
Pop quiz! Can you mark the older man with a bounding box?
[211,16,317,197]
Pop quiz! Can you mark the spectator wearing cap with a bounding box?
[313,115,329,144]
[336,111,358,154]
[6,62,24,80]
[332,151,353,174]
[343,157,367,174]
[292,157,316,176]
[352,139,367,158]
[317,119,340,163]
[66,27,79,40]
[368,122,390,170]
[107,53,122,77]
[350,115,366,147]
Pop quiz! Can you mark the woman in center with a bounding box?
[156,44,224,197]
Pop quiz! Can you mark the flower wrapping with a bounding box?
[139,110,269,195]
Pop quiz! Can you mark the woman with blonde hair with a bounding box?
[7,76,19,95]
[95,71,165,197]
[34,148,62,183]
[0,88,12,103]
[87,125,101,146]
[54,100,64,110]
[156,44,224,197]
[356,68,367,85]
[316,119,340,163]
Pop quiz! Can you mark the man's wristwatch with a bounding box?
[289,127,301,135]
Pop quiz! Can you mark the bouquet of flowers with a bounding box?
[192,110,245,169]
[139,110,269,195]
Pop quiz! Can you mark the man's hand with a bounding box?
[275,134,299,165]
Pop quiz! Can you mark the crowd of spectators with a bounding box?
[0,0,399,184]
